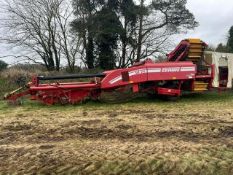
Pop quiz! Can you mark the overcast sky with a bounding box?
[1,0,233,64]
[176,0,233,46]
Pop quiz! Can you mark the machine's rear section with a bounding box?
[4,38,215,105]
[168,39,214,92]
[168,39,206,63]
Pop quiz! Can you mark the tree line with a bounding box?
[1,0,197,72]
[208,26,233,53]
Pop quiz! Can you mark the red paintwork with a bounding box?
[4,39,215,105]
[157,88,181,96]
[167,40,190,62]
[101,61,196,89]
[6,89,31,101]
[30,83,99,91]
[147,62,196,81]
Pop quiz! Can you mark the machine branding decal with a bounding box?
[162,67,180,72]
[149,67,195,73]
[148,68,161,73]
[180,67,195,72]
[109,67,195,84]
[109,69,147,85]
[129,69,147,76]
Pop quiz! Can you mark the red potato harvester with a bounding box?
[4,39,215,105]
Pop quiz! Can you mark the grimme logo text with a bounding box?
[162,67,180,72]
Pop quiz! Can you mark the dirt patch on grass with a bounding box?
[220,126,233,137]
[81,119,102,125]
[2,122,33,132]
[0,96,233,174]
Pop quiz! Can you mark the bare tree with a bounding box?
[55,0,84,72]
[135,0,198,62]
[1,0,82,72]
[116,0,198,67]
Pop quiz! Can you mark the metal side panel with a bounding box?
[147,62,197,81]
[101,66,148,89]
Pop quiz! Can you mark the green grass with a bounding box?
[0,91,232,117]
[1,91,233,109]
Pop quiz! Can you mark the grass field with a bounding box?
[0,92,233,174]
